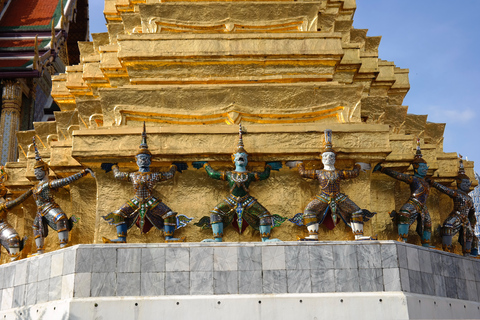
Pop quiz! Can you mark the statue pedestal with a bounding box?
[0,241,479,319]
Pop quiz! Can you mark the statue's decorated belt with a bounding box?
[316,192,347,204]
[225,194,256,209]
[129,197,160,209]
[408,197,426,213]
[38,203,60,217]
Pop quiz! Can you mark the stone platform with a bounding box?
[0,241,479,319]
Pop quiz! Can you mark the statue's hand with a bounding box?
[356,162,371,172]
[285,161,302,169]
[373,163,383,173]
[192,161,208,169]
[266,161,282,171]
[85,168,96,178]
[101,163,117,173]
[172,162,188,173]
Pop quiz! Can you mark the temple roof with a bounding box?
[0,0,89,77]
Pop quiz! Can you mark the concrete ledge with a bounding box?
[1,292,479,320]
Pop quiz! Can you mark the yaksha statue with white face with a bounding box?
[429,156,477,255]
[193,124,285,242]
[374,139,432,247]
[288,129,376,240]
[101,123,192,243]
[0,167,31,261]
[32,138,94,254]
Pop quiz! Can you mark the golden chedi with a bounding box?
[0,0,476,261]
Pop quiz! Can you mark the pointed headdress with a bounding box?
[33,137,49,171]
[234,124,247,154]
[411,138,427,168]
[136,122,152,156]
[455,155,470,183]
[231,124,247,162]
[322,129,335,154]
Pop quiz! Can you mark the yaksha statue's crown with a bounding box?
[136,122,152,156]
[456,155,470,183]
[0,166,7,198]
[234,124,247,155]
[411,138,427,168]
[33,137,49,171]
[322,129,335,153]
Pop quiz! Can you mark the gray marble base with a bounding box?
[0,241,478,311]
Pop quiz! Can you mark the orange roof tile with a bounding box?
[0,0,61,31]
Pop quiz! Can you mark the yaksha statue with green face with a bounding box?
[32,138,94,254]
[101,123,192,243]
[374,139,432,247]
[0,167,31,261]
[193,124,285,242]
[429,156,477,255]
[288,129,376,240]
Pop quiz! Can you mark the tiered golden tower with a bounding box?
[2,0,475,260]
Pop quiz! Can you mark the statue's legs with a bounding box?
[472,236,479,256]
[32,215,46,254]
[244,200,280,242]
[336,197,374,240]
[7,234,20,261]
[57,218,69,248]
[440,213,461,252]
[259,214,280,242]
[420,210,432,248]
[202,201,232,242]
[351,210,366,240]
[44,208,71,248]
[163,212,183,242]
[102,204,132,243]
[302,198,328,240]
[149,201,182,242]
[463,222,474,256]
[210,213,223,242]
[0,222,22,261]
[396,202,417,243]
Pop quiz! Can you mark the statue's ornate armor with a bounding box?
[102,165,178,234]
[299,163,374,229]
[433,181,474,251]
[0,189,32,257]
[205,164,273,234]
[379,167,432,235]
[32,170,88,240]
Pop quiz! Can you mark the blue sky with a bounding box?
[88,1,480,171]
